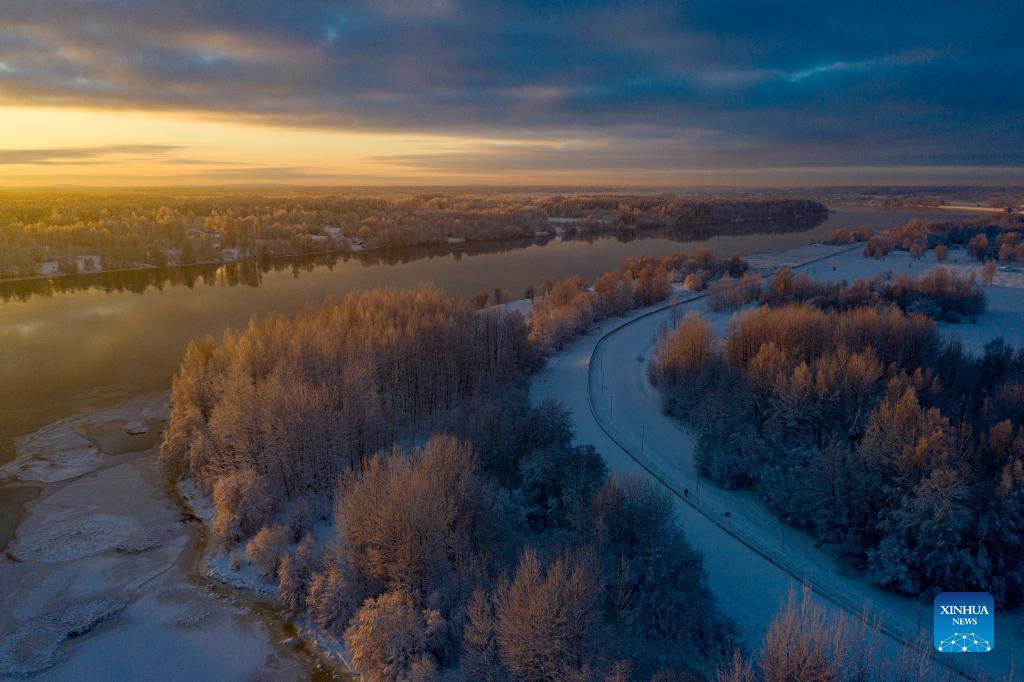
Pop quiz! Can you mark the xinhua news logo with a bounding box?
[934,592,994,653]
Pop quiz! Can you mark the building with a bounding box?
[447,236,466,244]
[76,255,101,272]
[38,261,59,276]
[323,226,344,240]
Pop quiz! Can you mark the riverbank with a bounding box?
[0,394,325,680]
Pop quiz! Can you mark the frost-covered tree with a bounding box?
[494,549,601,682]
[245,524,290,579]
[344,589,446,682]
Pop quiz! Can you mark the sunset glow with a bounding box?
[0,1,1020,186]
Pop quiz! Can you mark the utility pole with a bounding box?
[640,424,645,455]
[600,350,605,390]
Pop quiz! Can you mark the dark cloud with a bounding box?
[0,1,1021,177]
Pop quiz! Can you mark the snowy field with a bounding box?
[751,243,1024,352]
[531,242,1024,680]
[0,395,313,680]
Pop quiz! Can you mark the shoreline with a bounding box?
[0,209,835,286]
[0,393,329,680]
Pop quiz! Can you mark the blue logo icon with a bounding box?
[934,592,994,653]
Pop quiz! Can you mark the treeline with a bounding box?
[763,266,984,322]
[651,287,1024,604]
[840,215,1024,263]
[0,188,822,279]
[528,251,747,350]
[162,273,739,678]
[708,264,984,322]
[160,286,538,515]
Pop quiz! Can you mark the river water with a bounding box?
[0,206,970,473]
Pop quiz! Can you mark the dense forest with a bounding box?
[0,188,824,278]
[651,269,1024,605]
[161,252,755,679]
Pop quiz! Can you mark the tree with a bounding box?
[934,244,948,262]
[279,534,319,612]
[649,312,715,389]
[211,469,272,548]
[593,476,734,663]
[336,435,483,603]
[246,524,290,578]
[462,588,506,681]
[869,468,977,595]
[759,588,847,682]
[517,443,607,531]
[495,549,601,682]
[968,233,989,261]
[345,589,446,682]
[982,259,996,285]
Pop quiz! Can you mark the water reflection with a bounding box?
[0,207,971,468]
[0,215,826,303]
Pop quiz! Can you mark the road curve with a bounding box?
[532,244,1015,680]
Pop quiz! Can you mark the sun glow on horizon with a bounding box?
[0,105,564,186]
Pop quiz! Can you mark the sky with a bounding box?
[0,0,1021,187]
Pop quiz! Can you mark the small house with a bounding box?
[76,255,101,272]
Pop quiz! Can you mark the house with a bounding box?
[447,236,466,244]
[350,238,365,252]
[220,248,242,261]
[38,261,59,276]
[323,226,344,240]
[76,255,101,272]
[310,234,329,243]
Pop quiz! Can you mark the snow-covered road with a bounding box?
[531,244,1021,680]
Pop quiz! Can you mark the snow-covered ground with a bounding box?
[0,397,313,680]
[1,394,167,484]
[531,242,1023,680]
[752,244,1024,352]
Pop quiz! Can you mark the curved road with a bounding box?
[530,245,1016,680]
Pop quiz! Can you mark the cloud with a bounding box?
[0,1,1021,177]
[0,144,182,165]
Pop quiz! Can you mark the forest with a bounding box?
[651,270,1024,606]
[0,188,824,279]
[160,251,757,680]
